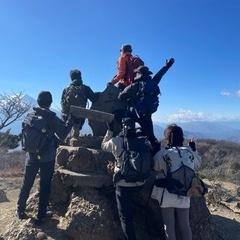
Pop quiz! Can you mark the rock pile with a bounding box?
[0,85,216,239]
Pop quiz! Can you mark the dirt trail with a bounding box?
[1,177,240,239]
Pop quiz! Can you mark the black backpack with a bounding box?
[116,129,152,183]
[63,85,87,114]
[21,112,53,154]
[130,79,160,118]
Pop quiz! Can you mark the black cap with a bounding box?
[70,69,81,80]
[37,91,52,108]
[120,44,132,52]
[134,66,153,75]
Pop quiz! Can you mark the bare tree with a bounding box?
[0,91,32,131]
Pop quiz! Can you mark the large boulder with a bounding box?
[89,84,126,136]
[51,136,216,240]
[1,135,216,240]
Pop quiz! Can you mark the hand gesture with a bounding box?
[166,58,175,67]
[107,120,114,132]
[188,137,196,151]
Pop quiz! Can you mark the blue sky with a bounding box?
[1,0,239,123]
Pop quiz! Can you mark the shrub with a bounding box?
[230,162,240,171]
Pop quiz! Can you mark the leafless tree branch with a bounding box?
[0,91,32,131]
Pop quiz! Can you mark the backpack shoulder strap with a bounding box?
[163,149,171,176]
[41,113,55,138]
[23,111,35,125]
[124,54,132,81]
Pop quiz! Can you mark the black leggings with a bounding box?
[115,185,142,240]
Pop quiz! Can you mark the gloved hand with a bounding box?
[189,140,196,151]
[166,58,175,68]
[107,120,114,131]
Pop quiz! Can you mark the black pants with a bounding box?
[74,117,85,131]
[17,160,55,219]
[115,185,142,240]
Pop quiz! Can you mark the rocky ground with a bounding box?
[0,177,240,240]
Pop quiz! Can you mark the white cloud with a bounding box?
[221,89,240,98]
[236,90,240,97]
[166,109,212,122]
[221,91,231,97]
[156,108,230,123]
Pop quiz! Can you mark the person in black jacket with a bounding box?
[17,91,74,225]
[61,69,100,138]
[118,58,174,155]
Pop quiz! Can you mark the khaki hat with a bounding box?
[134,66,153,75]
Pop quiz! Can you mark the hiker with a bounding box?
[151,124,201,240]
[108,44,144,91]
[61,69,100,138]
[101,117,150,240]
[118,59,174,154]
[17,91,74,224]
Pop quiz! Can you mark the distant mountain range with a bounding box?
[153,121,240,143]
[2,94,240,144]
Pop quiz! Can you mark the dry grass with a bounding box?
[0,167,24,178]
[1,140,240,185]
[196,139,240,185]
[0,148,25,179]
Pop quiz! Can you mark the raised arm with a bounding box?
[152,58,175,85]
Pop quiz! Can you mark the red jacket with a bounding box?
[111,52,132,87]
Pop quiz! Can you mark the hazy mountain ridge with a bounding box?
[154,121,240,143]
[2,95,240,143]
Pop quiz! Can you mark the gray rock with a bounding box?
[0,135,216,240]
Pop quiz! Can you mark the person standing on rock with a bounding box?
[108,44,144,91]
[101,117,147,240]
[118,59,175,156]
[17,91,74,225]
[61,69,100,138]
[151,124,202,240]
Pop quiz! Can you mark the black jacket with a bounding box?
[26,107,73,163]
[61,79,99,114]
[118,63,172,104]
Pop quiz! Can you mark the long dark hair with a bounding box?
[164,124,184,148]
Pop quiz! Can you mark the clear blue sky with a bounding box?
[1,0,239,123]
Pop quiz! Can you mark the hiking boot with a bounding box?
[34,211,53,225]
[16,210,27,220]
